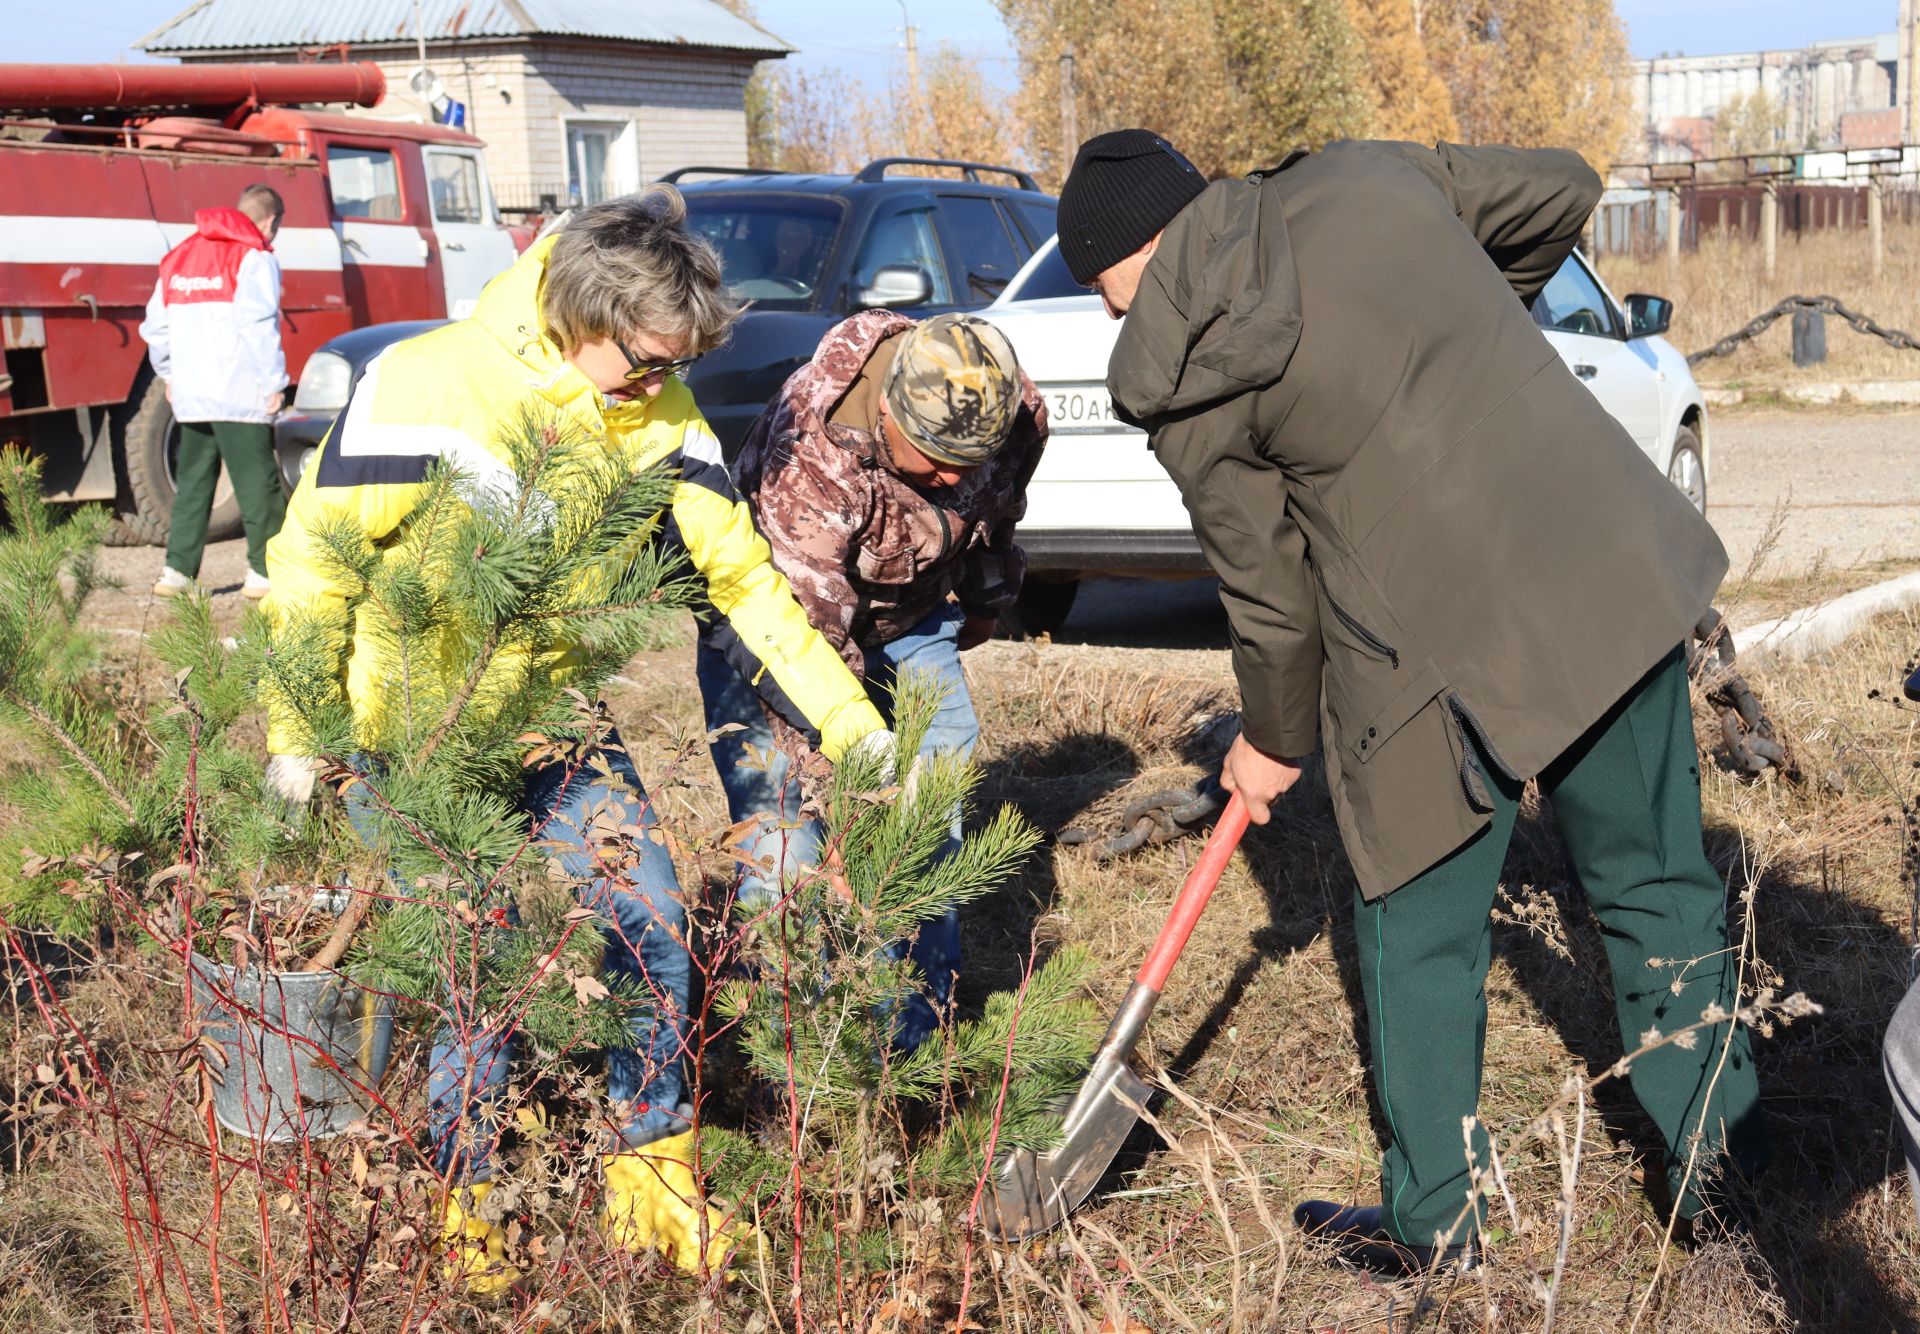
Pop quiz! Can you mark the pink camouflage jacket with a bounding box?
[733,310,1048,678]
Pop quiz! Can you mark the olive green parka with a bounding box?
[1109,140,1725,897]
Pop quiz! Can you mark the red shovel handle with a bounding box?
[1135,793,1251,993]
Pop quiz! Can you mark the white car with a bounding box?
[979,237,1710,635]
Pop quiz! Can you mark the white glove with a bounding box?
[901,753,926,807]
[264,754,322,805]
[846,728,898,776]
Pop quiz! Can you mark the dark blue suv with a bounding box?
[672,158,1058,452]
[272,157,1057,485]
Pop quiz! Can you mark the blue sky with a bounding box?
[3,0,1906,71]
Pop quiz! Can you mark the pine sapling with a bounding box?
[251,407,696,1048]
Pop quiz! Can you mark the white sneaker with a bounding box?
[153,568,195,599]
[242,570,271,601]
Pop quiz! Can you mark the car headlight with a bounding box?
[293,350,353,412]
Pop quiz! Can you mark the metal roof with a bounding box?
[140,0,792,56]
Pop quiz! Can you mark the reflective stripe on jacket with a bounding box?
[263,233,887,762]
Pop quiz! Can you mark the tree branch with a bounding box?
[5,689,135,823]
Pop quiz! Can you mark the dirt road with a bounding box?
[81,407,1915,647]
[1707,407,1920,577]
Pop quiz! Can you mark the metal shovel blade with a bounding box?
[978,993,1159,1241]
[980,798,1250,1243]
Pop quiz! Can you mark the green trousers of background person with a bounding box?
[1355,645,1766,1248]
[165,420,286,579]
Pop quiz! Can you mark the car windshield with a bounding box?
[684,193,847,310]
[1003,239,1089,303]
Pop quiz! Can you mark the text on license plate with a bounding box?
[1042,382,1143,436]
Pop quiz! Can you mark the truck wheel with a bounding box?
[110,372,243,548]
[999,578,1079,639]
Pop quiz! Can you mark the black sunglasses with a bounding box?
[619,341,700,383]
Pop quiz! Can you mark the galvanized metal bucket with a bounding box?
[187,951,394,1143]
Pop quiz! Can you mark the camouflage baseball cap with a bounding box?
[881,313,1022,467]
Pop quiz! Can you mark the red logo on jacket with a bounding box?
[157,208,268,307]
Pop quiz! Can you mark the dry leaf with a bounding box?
[572,973,611,1004]
[389,1224,418,1244]
[147,861,192,889]
[720,815,768,848]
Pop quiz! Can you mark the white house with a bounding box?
[140,0,792,212]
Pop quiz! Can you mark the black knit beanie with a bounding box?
[1056,129,1207,286]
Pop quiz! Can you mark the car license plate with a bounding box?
[1042,382,1141,436]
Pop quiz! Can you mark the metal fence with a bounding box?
[1592,177,1920,259]
[490,180,572,219]
[1595,147,1920,262]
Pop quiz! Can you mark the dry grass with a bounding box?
[1598,222,1920,386]
[3,606,1919,1330]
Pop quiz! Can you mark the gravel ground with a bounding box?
[1708,407,1920,578]
[79,407,1918,651]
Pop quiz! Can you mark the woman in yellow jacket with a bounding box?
[264,190,892,1290]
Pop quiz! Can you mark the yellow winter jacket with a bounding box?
[263,235,886,761]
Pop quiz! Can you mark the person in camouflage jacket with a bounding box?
[697,309,1046,1050]
[735,308,1046,674]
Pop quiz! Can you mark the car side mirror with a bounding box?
[855,264,932,309]
[1625,293,1673,339]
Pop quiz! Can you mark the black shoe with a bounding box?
[1293,1200,1479,1276]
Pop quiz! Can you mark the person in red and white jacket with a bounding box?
[139,184,289,600]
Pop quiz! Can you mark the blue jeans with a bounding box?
[347,730,690,1181]
[696,603,979,1050]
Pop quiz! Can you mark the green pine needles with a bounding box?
[711,667,1100,1210]
[2,416,1101,1226]
[0,448,287,937]
[254,408,696,1048]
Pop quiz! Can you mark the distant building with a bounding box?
[1903,0,1920,144]
[139,0,791,212]
[1627,34,1898,162]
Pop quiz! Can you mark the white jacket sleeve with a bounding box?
[234,249,286,407]
[138,279,171,383]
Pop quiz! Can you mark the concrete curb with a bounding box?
[1703,379,1920,408]
[1730,570,1920,669]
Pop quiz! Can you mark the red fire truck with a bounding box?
[0,63,526,543]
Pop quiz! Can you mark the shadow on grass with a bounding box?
[1042,767,1917,1330]
[962,728,1146,1003]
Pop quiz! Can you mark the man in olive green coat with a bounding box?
[1057,130,1765,1274]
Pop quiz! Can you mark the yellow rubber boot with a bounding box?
[601,1131,758,1275]
[441,1181,519,1297]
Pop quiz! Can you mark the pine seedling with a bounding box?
[0,449,295,937]
[251,408,696,1047]
[712,667,1100,1208]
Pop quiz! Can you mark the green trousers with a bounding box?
[1355,646,1765,1247]
[165,420,286,579]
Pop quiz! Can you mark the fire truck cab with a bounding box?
[0,63,523,544]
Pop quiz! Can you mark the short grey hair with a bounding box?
[540,186,743,356]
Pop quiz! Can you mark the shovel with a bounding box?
[980,792,1252,1241]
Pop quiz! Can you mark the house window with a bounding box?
[566,122,632,206]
